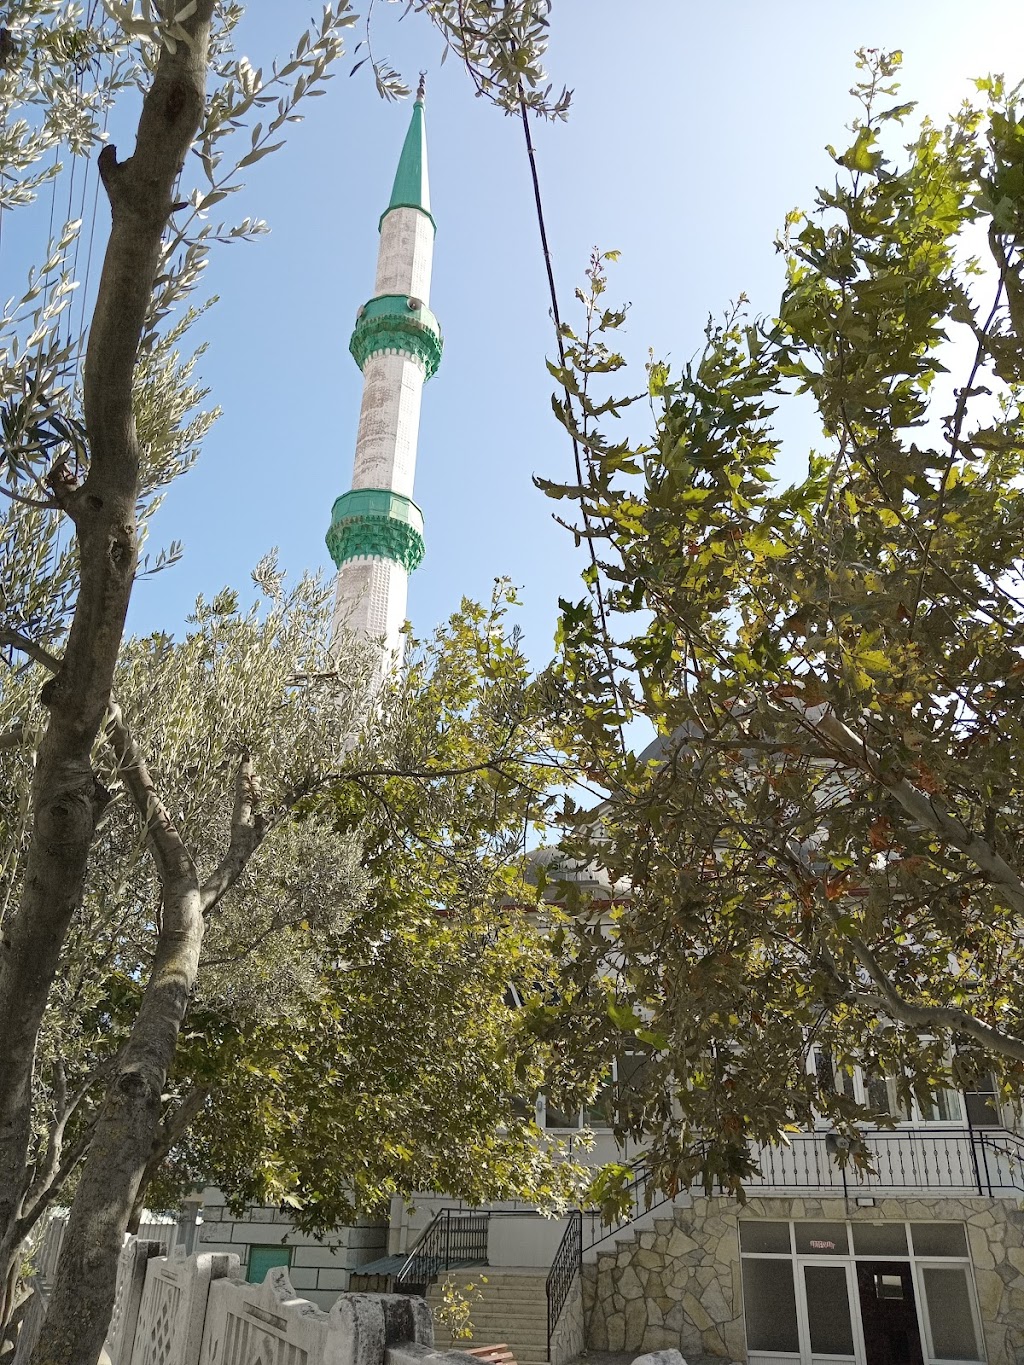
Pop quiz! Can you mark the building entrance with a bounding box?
[740,1219,984,1365]
[855,1261,925,1365]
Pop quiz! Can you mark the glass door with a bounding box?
[855,1261,924,1365]
[800,1261,859,1365]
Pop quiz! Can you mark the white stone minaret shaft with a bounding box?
[326,86,441,667]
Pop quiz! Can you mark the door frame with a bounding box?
[795,1256,864,1365]
[910,1259,986,1365]
[854,1259,927,1365]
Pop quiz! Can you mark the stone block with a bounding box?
[249,1207,277,1223]
[294,1247,351,1269]
[631,1348,685,1365]
[317,1269,351,1293]
[666,1230,697,1258]
[975,1267,1005,1319]
[681,1292,713,1334]
[608,1313,626,1351]
[701,1279,731,1325]
[969,1225,997,1271]
[700,1324,727,1356]
[227,1224,258,1244]
[723,1316,746,1360]
[288,1268,321,1291]
[625,1298,647,1347]
[620,1267,644,1301]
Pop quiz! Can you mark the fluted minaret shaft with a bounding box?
[327,87,441,666]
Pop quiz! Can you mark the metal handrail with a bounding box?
[394,1209,489,1293]
[545,1158,664,1357]
[583,1158,672,1253]
[545,1210,582,1360]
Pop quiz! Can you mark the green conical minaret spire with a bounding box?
[383,74,432,228]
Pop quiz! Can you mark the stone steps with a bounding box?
[426,1271,551,1365]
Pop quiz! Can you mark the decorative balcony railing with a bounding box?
[745,1126,1024,1198]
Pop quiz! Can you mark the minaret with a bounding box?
[326,78,442,666]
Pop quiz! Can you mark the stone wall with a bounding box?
[196,1187,388,1310]
[582,1193,1024,1365]
[583,1197,744,1363]
[548,1276,584,1365]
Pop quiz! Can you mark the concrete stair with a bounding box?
[582,1191,691,1262]
[426,1270,550,1365]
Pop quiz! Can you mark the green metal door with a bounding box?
[247,1244,292,1284]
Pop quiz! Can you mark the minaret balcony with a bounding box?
[349,294,443,380]
[326,488,426,573]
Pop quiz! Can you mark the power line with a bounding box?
[516,90,625,752]
[75,46,117,383]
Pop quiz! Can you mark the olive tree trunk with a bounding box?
[0,0,217,1348]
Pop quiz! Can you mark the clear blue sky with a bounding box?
[99,2,1024,655]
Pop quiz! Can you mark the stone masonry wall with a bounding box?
[548,1275,585,1365]
[582,1194,1024,1365]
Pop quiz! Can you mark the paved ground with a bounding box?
[566,1354,741,1365]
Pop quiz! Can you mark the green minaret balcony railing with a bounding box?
[349,294,443,380]
[326,488,426,573]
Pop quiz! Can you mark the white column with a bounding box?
[374,207,434,302]
[350,352,425,498]
[331,557,409,666]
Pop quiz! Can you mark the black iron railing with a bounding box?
[745,1126,1024,1198]
[545,1159,665,1355]
[582,1159,672,1253]
[394,1209,489,1294]
[546,1210,582,1360]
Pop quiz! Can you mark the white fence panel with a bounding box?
[131,1251,240,1365]
[197,1270,434,1365]
[10,1280,47,1365]
[105,1238,165,1365]
[35,1217,67,1287]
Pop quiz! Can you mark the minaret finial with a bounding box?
[416,71,426,102]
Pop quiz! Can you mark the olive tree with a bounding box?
[0,3,570,1362]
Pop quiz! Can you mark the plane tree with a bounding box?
[539,51,1024,1197]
